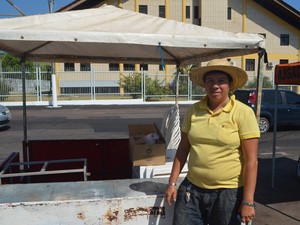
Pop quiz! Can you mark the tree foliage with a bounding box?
[120,73,171,99]
[1,54,34,72]
[1,54,52,80]
[0,79,13,100]
[244,76,273,89]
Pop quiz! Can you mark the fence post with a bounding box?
[35,66,40,101]
[91,67,95,100]
[142,70,146,102]
[48,74,60,108]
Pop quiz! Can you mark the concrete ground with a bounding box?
[0,104,299,225]
[254,156,300,225]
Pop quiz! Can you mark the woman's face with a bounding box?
[204,71,231,102]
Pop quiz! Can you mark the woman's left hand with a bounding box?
[239,204,255,223]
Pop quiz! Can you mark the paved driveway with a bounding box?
[0,105,299,224]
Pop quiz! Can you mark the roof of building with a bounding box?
[57,0,300,30]
[253,0,300,29]
[58,0,104,12]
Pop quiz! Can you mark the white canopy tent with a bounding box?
[0,5,265,158]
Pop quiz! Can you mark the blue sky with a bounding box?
[0,0,74,17]
[0,0,299,17]
[284,0,300,11]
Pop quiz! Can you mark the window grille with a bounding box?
[124,64,135,71]
[227,7,232,20]
[280,34,289,46]
[80,63,91,71]
[194,6,199,19]
[139,5,148,14]
[279,59,289,64]
[186,6,190,19]
[159,5,165,18]
[109,63,120,71]
[64,62,75,71]
[246,59,255,71]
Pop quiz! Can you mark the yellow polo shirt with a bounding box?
[182,95,260,189]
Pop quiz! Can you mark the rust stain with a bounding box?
[104,209,118,222]
[77,212,85,220]
[124,207,149,220]
[124,206,166,220]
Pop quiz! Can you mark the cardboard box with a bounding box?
[128,123,166,166]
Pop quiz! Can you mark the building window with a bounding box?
[109,63,119,71]
[280,34,289,46]
[246,59,255,71]
[140,64,148,71]
[159,5,165,18]
[124,64,135,71]
[80,63,91,71]
[64,62,75,71]
[194,6,199,19]
[186,6,190,19]
[279,59,289,64]
[139,5,148,14]
[227,7,232,20]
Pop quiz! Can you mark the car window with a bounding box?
[286,92,300,104]
[262,91,282,104]
[234,91,250,103]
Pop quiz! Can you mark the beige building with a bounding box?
[58,0,299,90]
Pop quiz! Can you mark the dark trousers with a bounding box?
[173,178,243,225]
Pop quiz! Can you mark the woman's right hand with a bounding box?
[165,132,190,206]
[165,185,177,206]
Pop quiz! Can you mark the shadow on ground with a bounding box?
[270,125,300,132]
[0,126,10,132]
[255,157,300,204]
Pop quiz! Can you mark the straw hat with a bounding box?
[189,59,248,90]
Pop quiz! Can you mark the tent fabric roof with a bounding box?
[0,5,265,65]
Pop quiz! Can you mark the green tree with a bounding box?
[120,73,171,100]
[2,54,34,72]
[172,64,205,99]
[146,75,171,98]
[245,76,273,89]
[1,54,39,80]
[120,73,142,99]
[0,79,13,100]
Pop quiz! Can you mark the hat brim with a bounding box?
[190,65,248,90]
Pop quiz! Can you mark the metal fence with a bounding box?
[0,66,297,104]
[0,67,51,102]
[0,67,207,104]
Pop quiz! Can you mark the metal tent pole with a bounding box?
[272,84,279,189]
[255,49,265,122]
[175,64,180,106]
[21,60,28,162]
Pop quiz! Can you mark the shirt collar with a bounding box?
[198,94,235,113]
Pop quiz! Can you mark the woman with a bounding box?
[165,59,260,225]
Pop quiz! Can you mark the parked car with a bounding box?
[234,89,300,133]
[0,104,11,128]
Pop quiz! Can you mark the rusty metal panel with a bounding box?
[0,178,181,225]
